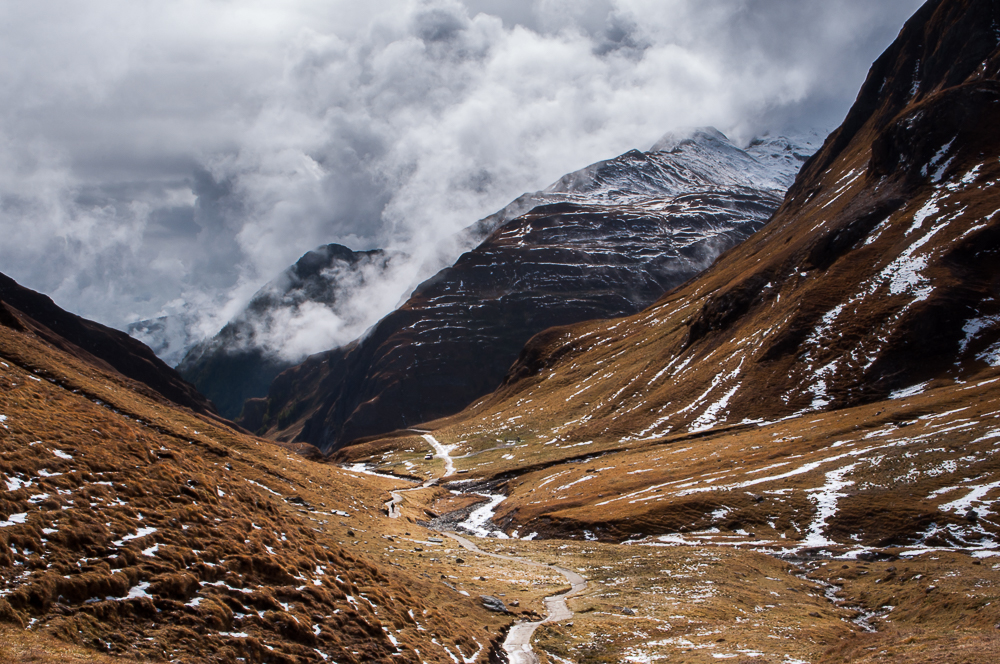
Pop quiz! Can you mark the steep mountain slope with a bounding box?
[343,0,1000,549]
[0,272,216,418]
[177,244,389,419]
[242,130,817,452]
[0,302,501,663]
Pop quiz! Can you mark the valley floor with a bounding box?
[340,368,1000,664]
[379,480,1000,664]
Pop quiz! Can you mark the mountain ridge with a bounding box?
[176,244,390,419]
[241,129,818,452]
[0,271,217,419]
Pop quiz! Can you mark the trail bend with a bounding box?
[379,429,588,662]
[440,532,587,664]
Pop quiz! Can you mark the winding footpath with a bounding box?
[441,532,587,664]
[421,432,456,477]
[381,431,588,663]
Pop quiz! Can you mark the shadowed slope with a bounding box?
[0,272,216,417]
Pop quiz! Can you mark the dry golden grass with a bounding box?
[0,324,501,663]
[0,623,138,663]
[5,284,1000,664]
[343,360,1000,663]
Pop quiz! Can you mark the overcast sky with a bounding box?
[0,0,925,359]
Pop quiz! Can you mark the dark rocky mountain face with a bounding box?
[240,131,818,452]
[0,271,216,417]
[177,244,388,420]
[432,0,1000,444]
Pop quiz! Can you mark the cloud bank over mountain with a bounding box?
[0,0,923,360]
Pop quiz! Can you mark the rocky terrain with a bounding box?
[241,129,818,452]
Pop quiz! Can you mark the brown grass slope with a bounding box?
[0,271,217,418]
[0,317,499,662]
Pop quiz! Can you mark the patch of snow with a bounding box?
[920,137,957,183]
[863,216,893,245]
[124,582,151,600]
[4,476,31,492]
[245,479,282,496]
[978,342,1000,367]
[938,481,1000,514]
[802,464,857,548]
[889,382,931,399]
[907,193,941,235]
[689,383,741,432]
[960,316,1000,353]
[112,526,157,546]
[553,475,596,492]
[0,513,27,528]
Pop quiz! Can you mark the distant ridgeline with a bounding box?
[238,129,819,452]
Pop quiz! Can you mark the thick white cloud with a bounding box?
[0,0,924,359]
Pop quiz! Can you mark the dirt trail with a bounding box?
[440,532,587,664]
[380,431,587,661]
[384,472,438,519]
[421,432,456,477]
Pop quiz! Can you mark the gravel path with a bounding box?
[440,532,587,664]
[384,429,588,662]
